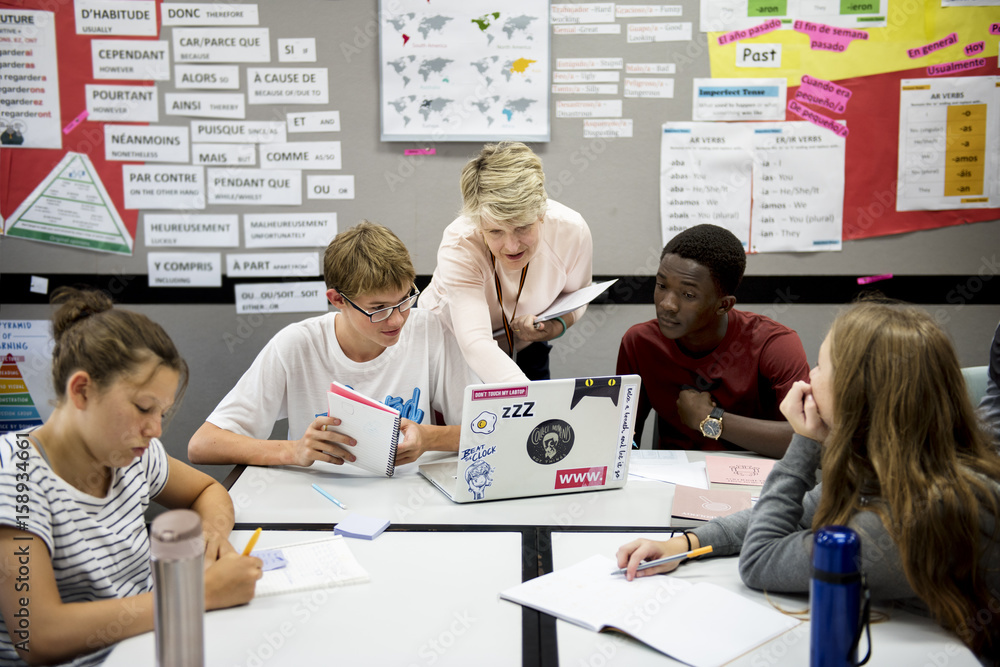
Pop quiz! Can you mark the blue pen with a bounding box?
[311,483,348,510]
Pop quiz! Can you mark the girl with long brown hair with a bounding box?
[618,300,1000,660]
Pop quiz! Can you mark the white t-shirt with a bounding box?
[0,430,170,666]
[206,308,479,448]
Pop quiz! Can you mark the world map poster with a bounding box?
[379,0,550,142]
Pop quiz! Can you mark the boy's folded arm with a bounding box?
[188,419,356,467]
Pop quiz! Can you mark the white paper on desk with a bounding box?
[629,461,709,489]
[501,554,800,667]
[630,450,687,464]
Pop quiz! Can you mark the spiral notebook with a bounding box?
[252,535,369,597]
[327,382,401,477]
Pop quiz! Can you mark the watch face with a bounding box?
[701,419,723,439]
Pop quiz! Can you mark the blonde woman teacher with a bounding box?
[421,142,594,383]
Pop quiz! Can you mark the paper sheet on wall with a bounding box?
[896,77,1000,212]
[0,9,61,149]
[661,122,845,253]
[750,122,845,252]
[660,122,754,249]
[379,0,550,141]
[700,0,886,32]
[3,153,133,255]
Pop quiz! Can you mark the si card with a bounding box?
[705,455,776,486]
[671,484,753,521]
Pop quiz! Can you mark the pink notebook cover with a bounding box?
[671,484,753,521]
[329,382,397,414]
[705,455,776,486]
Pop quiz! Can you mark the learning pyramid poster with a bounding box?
[0,321,55,434]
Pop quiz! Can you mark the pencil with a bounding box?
[613,545,713,575]
[241,527,263,556]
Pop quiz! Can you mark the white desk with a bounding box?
[547,531,979,667]
[229,457,676,527]
[105,530,523,666]
[227,450,770,528]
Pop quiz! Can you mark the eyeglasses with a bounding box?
[338,285,420,323]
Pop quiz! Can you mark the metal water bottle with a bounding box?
[151,509,205,667]
[811,526,862,667]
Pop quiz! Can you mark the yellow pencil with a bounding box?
[241,527,263,556]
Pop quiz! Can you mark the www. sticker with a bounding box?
[554,466,607,489]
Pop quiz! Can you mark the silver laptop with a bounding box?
[419,375,641,503]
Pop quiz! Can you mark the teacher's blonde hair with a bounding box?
[460,141,547,227]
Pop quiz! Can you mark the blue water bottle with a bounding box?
[811,526,870,667]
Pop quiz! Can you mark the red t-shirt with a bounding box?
[616,310,810,451]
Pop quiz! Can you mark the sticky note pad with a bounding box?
[334,513,390,540]
[252,549,289,571]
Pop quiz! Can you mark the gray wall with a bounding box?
[1,0,998,472]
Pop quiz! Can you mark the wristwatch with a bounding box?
[699,407,724,440]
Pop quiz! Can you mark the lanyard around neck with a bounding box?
[489,249,529,357]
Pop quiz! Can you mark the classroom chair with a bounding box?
[962,365,990,406]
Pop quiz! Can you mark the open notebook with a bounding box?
[327,382,401,477]
[252,535,369,597]
[500,555,800,667]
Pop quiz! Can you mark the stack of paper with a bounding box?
[334,513,390,540]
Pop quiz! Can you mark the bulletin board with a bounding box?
[1,0,999,301]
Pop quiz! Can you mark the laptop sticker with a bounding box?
[554,466,607,489]
[527,419,574,465]
[465,459,494,499]
[570,377,621,409]
[471,410,497,434]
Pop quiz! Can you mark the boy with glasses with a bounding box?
[189,221,479,469]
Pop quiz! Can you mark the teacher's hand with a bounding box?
[511,314,565,343]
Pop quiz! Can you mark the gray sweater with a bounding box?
[691,434,1000,609]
